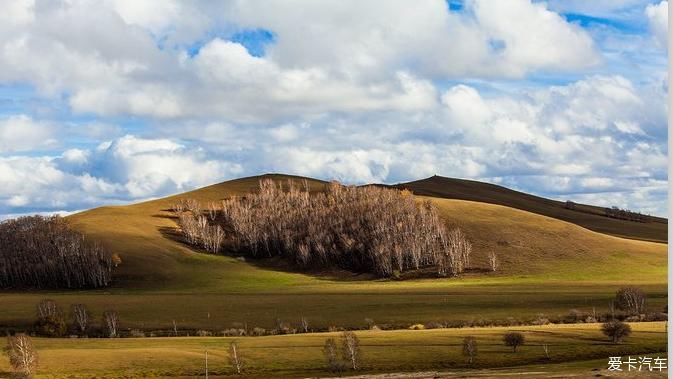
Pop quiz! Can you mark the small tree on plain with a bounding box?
[503,332,525,352]
[615,287,646,315]
[341,331,361,370]
[300,316,309,333]
[323,337,345,374]
[601,320,632,343]
[228,341,242,374]
[103,310,119,338]
[34,300,66,337]
[6,333,38,378]
[71,304,89,334]
[488,251,498,272]
[462,336,478,364]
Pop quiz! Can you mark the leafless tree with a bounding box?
[103,310,119,338]
[323,337,344,374]
[300,316,309,333]
[175,180,474,277]
[615,287,646,315]
[0,216,113,289]
[6,334,38,378]
[71,304,89,334]
[341,331,361,370]
[488,251,498,272]
[37,299,59,319]
[228,341,242,374]
[462,336,477,364]
[542,344,550,359]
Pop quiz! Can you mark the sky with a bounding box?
[0,0,668,219]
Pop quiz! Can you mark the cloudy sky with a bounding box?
[0,0,668,218]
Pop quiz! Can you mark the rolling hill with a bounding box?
[0,173,667,332]
[394,175,667,243]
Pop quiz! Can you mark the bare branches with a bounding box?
[228,341,242,374]
[0,216,113,289]
[6,334,38,377]
[488,251,498,272]
[341,331,361,370]
[71,304,89,334]
[175,180,473,277]
[103,310,119,338]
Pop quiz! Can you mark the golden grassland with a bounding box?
[0,322,666,378]
[0,175,666,331]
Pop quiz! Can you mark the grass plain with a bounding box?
[0,322,666,378]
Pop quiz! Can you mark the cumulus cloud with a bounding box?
[646,1,668,48]
[0,115,55,152]
[0,0,599,121]
[0,135,243,215]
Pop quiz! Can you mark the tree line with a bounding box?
[0,216,113,289]
[175,179,472,277]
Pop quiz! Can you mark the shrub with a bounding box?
[408,324,425,330]
[34,300,66,337]
[503,332,525,352]
[601,320,632,343]
[462,336,478,364]
[129,329,146,337]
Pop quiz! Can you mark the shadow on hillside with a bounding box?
[155,224,424,282]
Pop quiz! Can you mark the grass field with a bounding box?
[396,175,667,243]
[0,175,667,332]
[0,174,667,377]
[0,322,666,378]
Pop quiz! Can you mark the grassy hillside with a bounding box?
[395,175,667,242]
[0,174,665,332]
[0,322,666,378]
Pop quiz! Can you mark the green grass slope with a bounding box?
[395,175,667,242]
[0,174,666,331]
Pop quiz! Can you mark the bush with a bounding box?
[503,332,525,352]
[601,320,631,343]
[462,336,478,364]
[34,315,67,337]
[129,329,146,337]
[408,324,425,330]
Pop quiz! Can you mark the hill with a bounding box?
[0,173,666,332]
[395,175,667,242]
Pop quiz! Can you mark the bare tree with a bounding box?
[0,216,113,289]
[462,336,477,364]
[488,251,498,272]
[103,310,119,338]
[300,316,309,333]
[175,180,474,278]
[323,338,344,374]
[228,341,242,374]
[542,344,550,359]
[615,287,646,315]
[341,331,361,370]
[6,334,38,378]
[37,299,59,319]
[71,304,89,334]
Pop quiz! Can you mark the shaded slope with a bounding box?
[65,174,666,289]
[396,175,667,243]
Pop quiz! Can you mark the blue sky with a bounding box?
[0,0,668,218]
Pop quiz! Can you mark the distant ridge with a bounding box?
[394,175,667,243]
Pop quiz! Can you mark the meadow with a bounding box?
[0,322,666,378]
[0,175,667,377]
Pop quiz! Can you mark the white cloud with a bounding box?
[646,1,668,48]
[0,115,55,152]
[0,0,599,121]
